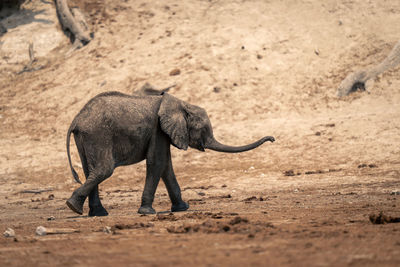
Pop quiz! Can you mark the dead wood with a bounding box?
[20,188,54,194]
[54,0,92,51]
[17,42,44,74]
[36,226,80,236]
[337,40,400,97]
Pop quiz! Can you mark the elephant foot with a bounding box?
[66,194,85,215]
[171,201,189,212]
[88,206,109,217]
[138,206,156,215]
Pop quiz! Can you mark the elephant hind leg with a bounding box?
[73,134,109,216]
[66,139,114,215]
[88,185,108,217]
[66,165,114,215]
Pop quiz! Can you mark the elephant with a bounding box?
[337,40,400,97]
[132,82,175,96]
[65,91,275,216]
[0,23,6,36]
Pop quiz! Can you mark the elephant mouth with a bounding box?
[190,139,205,152]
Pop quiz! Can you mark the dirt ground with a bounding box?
[1,0,400,266]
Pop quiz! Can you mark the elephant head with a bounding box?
[158,93,275,153]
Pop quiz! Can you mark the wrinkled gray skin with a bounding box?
[337,40,400,97]
[66,91,275,216]
[0,23,6,36]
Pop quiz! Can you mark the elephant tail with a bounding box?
[66,121,82,184]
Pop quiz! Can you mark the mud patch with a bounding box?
[104,222,154,233]
[242,196,267,202]
[30,194,55,202]
[152,213,178,221]
[358,164,378,168]
[369,212,400,224]
[166,216,274,234]
[284,169,342,176]
[181,211,239,220]
[183,185,214,191]
[284,170,301,176]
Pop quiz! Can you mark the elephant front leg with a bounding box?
[138,162,162,214]
[162,157,189,213]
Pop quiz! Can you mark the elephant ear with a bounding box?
[158,93,189,150]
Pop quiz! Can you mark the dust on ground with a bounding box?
[0,0,399,266]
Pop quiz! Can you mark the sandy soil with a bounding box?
[0,0,399,266]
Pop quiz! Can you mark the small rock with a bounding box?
[314,49,320,55]
[197,192,206,196]
[248,166,255,171]
[47,216,55,221]
[390,191,400,196]
[213,86,221,93]
[169,68,181,76]
[103,226,112,234]
[3,228,15,237]
[36,226,47,236]
[256,54,263,59]
[294,188,299,193]
[48,194,54,200]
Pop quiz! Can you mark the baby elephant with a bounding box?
[66,91,275,216]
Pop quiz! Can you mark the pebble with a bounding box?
[3,228,15,237]
[36,226,47,236]
[103,226,112,234]
[213,86,221,93]
[169,68,181,76]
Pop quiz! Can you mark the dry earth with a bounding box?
[0,0,400,266]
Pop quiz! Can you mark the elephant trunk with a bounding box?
[204,136,274,153]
